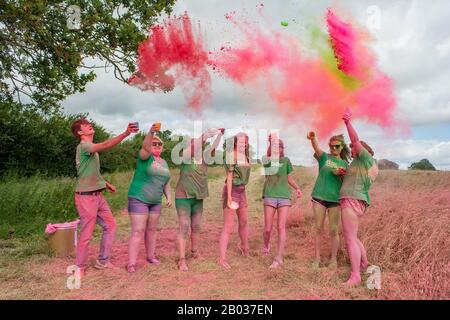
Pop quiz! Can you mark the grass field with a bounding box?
[0,166,449,299]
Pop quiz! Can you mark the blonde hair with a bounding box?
[329,134,350,163]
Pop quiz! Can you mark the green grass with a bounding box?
[0,166,226,253]
[0,175,76,240]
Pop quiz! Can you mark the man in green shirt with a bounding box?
[71,118,138,275]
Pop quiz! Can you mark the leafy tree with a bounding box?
[0,0,176,113]
[408,159,437,171]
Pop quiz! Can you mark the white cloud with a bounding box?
[62,0,450,169]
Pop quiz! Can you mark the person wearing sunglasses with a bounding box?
[340,108,378,286]
[261,134,302,269]
[307,130,350,269]
[218,132,252,269]
[175,128,225,272]
[127,123,171,273]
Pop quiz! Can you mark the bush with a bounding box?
[408,159,436,171]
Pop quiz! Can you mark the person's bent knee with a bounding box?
[109,219,117,233]
[179,223,189,237]
[131,228,145,238]
[329,226,339,237]
[191,223,201,234]
[278,225,286,234]
[223,225,234,235]
[314,226,325,235]
[239,219,248,228]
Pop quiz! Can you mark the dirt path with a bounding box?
[0,167,380,299]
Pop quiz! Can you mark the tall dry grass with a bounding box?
[359,170,450,299]
[0,166,448,299]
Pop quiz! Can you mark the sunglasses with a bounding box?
[329,144,342,150]
[152,142,163,147]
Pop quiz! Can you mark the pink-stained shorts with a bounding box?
[340,198,368,217]
[222,185,248,209]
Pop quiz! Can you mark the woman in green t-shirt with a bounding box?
[175,128,224,272]
[126,123,172,273]
[340,108,378,286]
[218,132,251,269]
[307,131,350,269]
[262,135,302,269]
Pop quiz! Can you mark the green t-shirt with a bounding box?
[224,162,251,186]
[128,154,171,204]
[340,147,378,204]
[311,153,348,203]
[75,141,106,192]
[175,162,209,200]
[262,156,293,199]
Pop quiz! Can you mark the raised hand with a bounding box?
[150,123,161,134]
[307,131,316,140]
[343,107,353,123]
[126,123,139,135]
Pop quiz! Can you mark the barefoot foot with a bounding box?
[344,272,362,286]
[178,258,188,272]
[238,244,249,257]
[218,259,231,269]
[269,258,283,269]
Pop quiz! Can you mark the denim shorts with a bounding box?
[128,197,162,215]
[222,185,248,209]
[263,197,292,208]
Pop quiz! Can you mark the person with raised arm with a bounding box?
[127,123,172,273]
[71,119,138,276]
[340,108,379,286]
[175,128,225,271]
[307,131,350,269]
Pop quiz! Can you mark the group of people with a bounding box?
[70,108,378,286]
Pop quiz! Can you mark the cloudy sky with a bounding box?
[63,0,450,169]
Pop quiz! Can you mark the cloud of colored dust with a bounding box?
[128,12,211,112]
[128,7,402,137]
[210,8,400,137]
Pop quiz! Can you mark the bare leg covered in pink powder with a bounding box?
[341,206,369,286]
[340,108,373,285]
